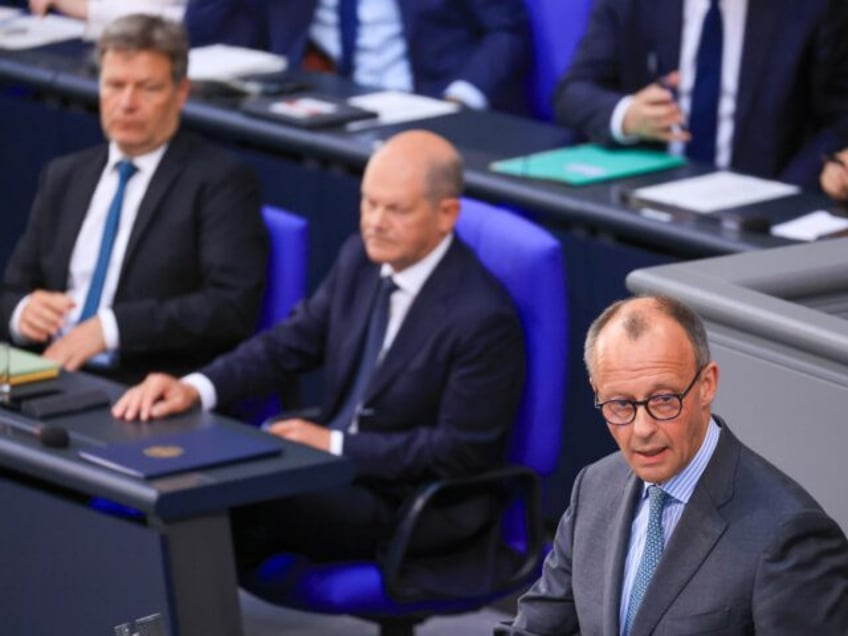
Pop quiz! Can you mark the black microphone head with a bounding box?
[39,425,70,449]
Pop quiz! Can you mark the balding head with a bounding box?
[360,131,463,271]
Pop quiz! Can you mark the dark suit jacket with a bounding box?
[498,418,848,635]
[202,234,525,491]
[184,0,531,113]
[553,0,848,188]
[1,131,268,385]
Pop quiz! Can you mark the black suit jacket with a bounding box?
[553,0,848,187]
[500,419,848,635]
[2,131,268,384]
[202,234,525,491]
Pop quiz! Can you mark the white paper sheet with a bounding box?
[770,210,848,242]
[188,44,287,81]
[631,171,800,214]
[0,14,85,50]
[346,91,459,130]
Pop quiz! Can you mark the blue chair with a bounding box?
[524,0,594,121]
[240,199,567,636]
[232,205,309,425]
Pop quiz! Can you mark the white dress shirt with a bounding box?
[309,0,488,109]
[611,0,748,168]
[10,142,168,354]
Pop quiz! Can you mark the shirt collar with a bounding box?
[380,233,453,295]
[107,141,169,176]
[642,416,722,504]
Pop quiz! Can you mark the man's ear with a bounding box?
[699,361,719,407]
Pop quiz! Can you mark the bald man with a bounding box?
[114,130,525,572]
[498,296,848,635]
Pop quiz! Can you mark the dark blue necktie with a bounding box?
[79,159,137,321]
[686,0,723,164]
[624,486,670,635]
[328,275,397,431]
[337,0,358,77]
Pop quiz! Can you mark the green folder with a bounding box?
[1,347,60,386]
[490,143,686,186]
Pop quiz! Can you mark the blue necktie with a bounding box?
[337,0,358,77]
[328,275,397,431]
[79,160,137,321]
[624,486,670,635]
[686,0,723,164]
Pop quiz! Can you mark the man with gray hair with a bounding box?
[2,14,268,385]
[498,295,848,635]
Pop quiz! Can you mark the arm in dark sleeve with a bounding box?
[452,0,531,107]
[552,0,635,144]
[184,0,258,48]
[753,509,848,634]
[343,305,525,482]
[778,0,848,187]
[497,468,585,635]
[113,160,268,358]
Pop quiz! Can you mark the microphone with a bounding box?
[38,425,70,449]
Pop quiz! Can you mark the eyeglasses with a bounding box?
[594,366,704,426]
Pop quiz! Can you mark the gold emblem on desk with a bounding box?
[143,445,185,459]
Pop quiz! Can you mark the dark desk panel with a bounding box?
[0,371,353,635]
[1,40,827,520]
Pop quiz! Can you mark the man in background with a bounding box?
[2,14,268,385]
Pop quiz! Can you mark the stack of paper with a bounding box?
[346,91,460,130]
[0,13,85,50]
[188,44,287,81]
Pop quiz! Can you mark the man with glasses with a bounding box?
[498,295,848,635]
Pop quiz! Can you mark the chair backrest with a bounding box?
[524,0,594,121]
[259,205,309,329]
[455,198,567,477]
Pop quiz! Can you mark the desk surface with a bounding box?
[0,39,831,258]
[0,372,354,522]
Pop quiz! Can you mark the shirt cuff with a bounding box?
[97,308,119,350]
[443,80,488,111]
[328,430,344,456]
[9,295,32,345]
[611,95,641,145]
[182,372,217,411]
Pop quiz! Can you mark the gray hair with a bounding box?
[97,14,188,83]
[584,295,711,378]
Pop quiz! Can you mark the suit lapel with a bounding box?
[365,240,462,401]
[120,133,188,280]
[602,473,643,635]
[649,0,683,76]
[734,0,781,147]
[632,424,737,635]
[54,147,108,282]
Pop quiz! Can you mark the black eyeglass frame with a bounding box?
[594,365,705,426]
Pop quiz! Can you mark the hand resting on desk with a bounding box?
[112,373,200,422]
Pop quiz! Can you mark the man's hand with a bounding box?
[19,290,75,343]
[266,418,331,451]
[623,72,690,143]
[820,150,848,202]
[112,373,200,422]
[43,316,105,371]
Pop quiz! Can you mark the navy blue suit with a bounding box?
[1,132,268,385]
[553,0,848,188]
[213,233,525,570]
[184,0,531,113]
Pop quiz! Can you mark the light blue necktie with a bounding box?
[624,485,670,635]
[686,0,723,163]
[79,159,137,321]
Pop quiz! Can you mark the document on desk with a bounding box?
[770,210,848,241]
[188,44,287,81]
[630,171,800,214]
[0,14,85,50]
[79,426,283,479]
[490,144,686,186]
[345,91,460,130]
